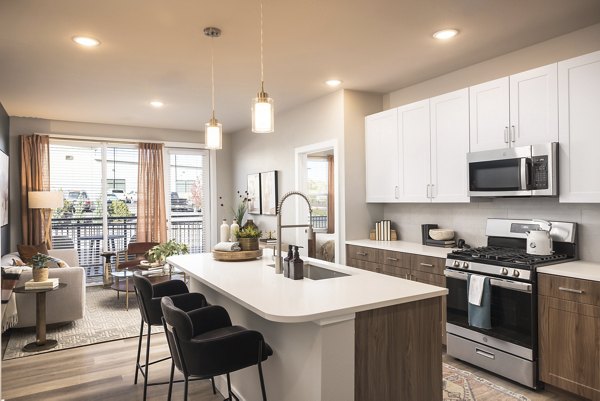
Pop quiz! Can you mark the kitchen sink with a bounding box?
[266,263,350,280]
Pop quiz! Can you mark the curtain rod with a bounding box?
[45,133,206,149]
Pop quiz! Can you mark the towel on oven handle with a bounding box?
[467,274,492,330]
[468,274,485,306]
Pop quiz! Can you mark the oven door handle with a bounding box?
[444,270,468,280]
[444,270,532,293]
[489,278,532,293]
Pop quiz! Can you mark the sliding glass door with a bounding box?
[49,140,210,282]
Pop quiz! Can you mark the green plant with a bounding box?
[235,226,262,239]
[146,240,189,264]
[109,200,131,217]
[30,253,53,269]
[231,190,250,226]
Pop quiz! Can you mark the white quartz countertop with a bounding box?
[537,260,600,282]
[346,239,456,259]
[167,251,447,323]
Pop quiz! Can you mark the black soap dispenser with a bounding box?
[283,245,294,278]
[291,245,304,280]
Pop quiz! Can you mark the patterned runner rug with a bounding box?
[443,363,530,401]
[3,285,161,360]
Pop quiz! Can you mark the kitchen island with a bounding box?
[167,251,447,401]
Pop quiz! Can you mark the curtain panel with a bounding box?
[137,143,167,243]
[20,134,50,245]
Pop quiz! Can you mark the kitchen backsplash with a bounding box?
[383,198,600,263]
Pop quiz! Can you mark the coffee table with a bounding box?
[111,264,171,310]
[13,283,67,352]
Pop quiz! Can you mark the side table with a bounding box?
[13,283,67,352]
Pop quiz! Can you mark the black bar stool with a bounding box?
[133,272,211,401]
[161,297,272,401]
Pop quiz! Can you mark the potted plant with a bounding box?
[235,226,262,251]
[146,240,189,266]
[30,253,53,282]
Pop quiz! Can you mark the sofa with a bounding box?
[1,249,86,328]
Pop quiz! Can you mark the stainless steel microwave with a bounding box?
[467,143,558,197]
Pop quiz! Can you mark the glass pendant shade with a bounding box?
[252,93,274,133]
[205,118,222,149]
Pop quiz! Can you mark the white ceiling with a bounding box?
[1,0,600,134]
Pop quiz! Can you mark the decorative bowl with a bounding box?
[429,229,455,241]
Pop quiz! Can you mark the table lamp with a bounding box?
[28,191,64,249]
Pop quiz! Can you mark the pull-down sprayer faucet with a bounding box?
[275,191,313,274]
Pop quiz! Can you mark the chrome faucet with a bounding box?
[275,191,313,274]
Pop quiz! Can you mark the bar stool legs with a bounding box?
[134,318,144,384]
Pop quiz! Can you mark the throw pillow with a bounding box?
[17,243,49,264]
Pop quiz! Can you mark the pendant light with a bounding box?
[251,0,274,133]
[204,27,223,149]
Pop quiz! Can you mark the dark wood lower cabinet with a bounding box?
[346,244,447,345]
[538,274,600,401]
[355,297,442,401]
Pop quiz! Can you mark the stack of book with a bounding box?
[25,278,59,290]
[374,220,392,241]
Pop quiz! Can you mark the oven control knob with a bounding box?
[453,261,460,267]
[462,262,469,269]
[513,270,520,278]
[501,268,509,275]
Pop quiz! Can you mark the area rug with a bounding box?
[3,285,161,360]
[443,363,530,401]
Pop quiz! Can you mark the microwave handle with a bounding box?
[519,158,531,190]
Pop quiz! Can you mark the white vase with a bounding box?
[230,219,239,242]
[220,219,230,243]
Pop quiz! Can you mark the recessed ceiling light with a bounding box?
[72,36,101,47]
[150,100,164,108]
[326,79,342,87]
[432,29,459,40]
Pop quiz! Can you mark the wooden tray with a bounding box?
[212,249,263,261]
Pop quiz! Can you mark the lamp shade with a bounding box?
[205,121,223,150]
[252,96,274,133]
[28,191,64,209]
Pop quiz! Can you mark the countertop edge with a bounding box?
[345,239,455,259]
[168,256,448,323]
[537,260,600,283]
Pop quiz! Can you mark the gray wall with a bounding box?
[381,23,600,263]
[229,90,382,262]
[0,102,9,255]
[8,116,233,250]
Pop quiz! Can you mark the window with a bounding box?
[307,157,329,231]
[49,140,211,282]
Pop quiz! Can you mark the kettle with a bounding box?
[526,220,553,256]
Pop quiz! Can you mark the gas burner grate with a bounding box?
[451,246,568,266]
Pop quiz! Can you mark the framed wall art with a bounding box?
[0,150,8,227]
[260,170,278,215]
[246,173,261,214]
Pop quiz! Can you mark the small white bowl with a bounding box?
[429,229,455,241]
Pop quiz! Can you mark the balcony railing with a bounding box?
[310,215,328,230]
[51,214,203,279]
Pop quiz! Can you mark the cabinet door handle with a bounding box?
[431,184,435,199]
[504,126,509,143]
[386,257,398,261]
[558,287,584,294]
[419,262,434,267]
[426,184,431,199]
[476,348,496,360]
[511,125,516,143]
[356,252,368,257]
[394,185,399,199]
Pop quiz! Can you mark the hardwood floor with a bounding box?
[1,335,587,400]
[1,335,222,401]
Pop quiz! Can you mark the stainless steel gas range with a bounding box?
[444,218,577,389]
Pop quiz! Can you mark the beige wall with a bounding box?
[380,23,600,262]
[384,22,600,109]
[8,116,233,250]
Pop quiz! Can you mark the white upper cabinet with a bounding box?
[430,88,470,203]
[469,64,558,152]
[397,100,431,202]
[558,50,600,203]
[365,108,399,202]
[469,77,510,152]
[510,64,558,147]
